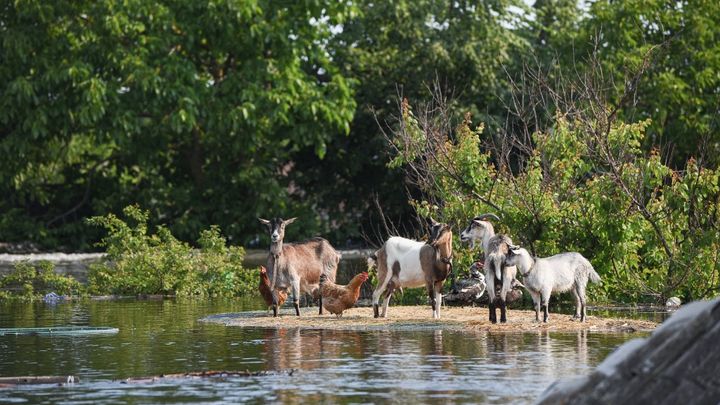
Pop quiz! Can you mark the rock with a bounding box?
[666,296,681,308]
[536,297,720,405]
[43,292,65,305]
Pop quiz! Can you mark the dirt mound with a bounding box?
[203,305,657,333]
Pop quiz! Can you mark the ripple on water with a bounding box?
[0,299,648,404]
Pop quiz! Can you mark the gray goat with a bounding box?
[460,213,517,323]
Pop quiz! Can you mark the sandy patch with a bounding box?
[202,305,657,333]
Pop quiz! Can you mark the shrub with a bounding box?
[0,261,85,301]
[388,102,720,304]
[86,205,254,297]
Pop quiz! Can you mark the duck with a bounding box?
[445,261,487,306]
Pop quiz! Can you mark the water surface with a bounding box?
[0,299,647,404]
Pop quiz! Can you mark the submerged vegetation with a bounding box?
[0,206,255,300]
[86,206,253,297]
[0,261,84,301]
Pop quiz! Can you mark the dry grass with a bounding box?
[203,305,657,333]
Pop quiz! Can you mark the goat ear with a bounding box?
[258,218,271,226]
[283,217,298,225]
[428,217,439,226]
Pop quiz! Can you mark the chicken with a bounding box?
[259,266,288,310]
[319,271,369,318]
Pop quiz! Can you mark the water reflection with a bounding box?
[0,299,645,404]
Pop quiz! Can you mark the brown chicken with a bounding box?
[259,266,288,309]
[319,272,369,318]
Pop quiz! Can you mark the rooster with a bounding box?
[259,266,288,311]
[319,271,369,318]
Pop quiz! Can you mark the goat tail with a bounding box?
[587,264,602,285]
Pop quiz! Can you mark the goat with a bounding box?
[460,213,518,323]
[504,245,601,322]
[258,217,340,317]
[369,219,453,319]
[459,213,501,252]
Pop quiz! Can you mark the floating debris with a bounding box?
[120,369,297,384]
[43,292,65,305]
[0,326,119,336]
[0,375,79,387]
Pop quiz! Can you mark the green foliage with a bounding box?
[86,206,253,297]
[0,1,357,248]
[0,261,85,301]
[569,0,720,167]
[392,104,720,304]
[280,0,528,244]
[1,0,718,272]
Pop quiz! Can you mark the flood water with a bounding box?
[0,298,649,404]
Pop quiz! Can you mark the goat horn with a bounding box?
[474,213,500,222]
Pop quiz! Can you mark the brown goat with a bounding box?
[258,217,340,317]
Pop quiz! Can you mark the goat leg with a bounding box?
[499,299,507,323]
[427,283,437,319]
[318,290,323,315]
[541,291,550,323]
[489,301,497,324]
[291,279,301,316]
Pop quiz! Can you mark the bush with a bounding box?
[388,102,720,304]
[86,205,254,297]
[0,261,85,301]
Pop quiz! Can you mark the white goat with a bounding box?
[370,220,453,319]
[505,245,601,322]
[460,214,517,323]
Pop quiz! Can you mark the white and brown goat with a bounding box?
[369,219,453,319]
[258,217,340,317]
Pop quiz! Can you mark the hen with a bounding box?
[259,266,288,310]
[319,271,369,318]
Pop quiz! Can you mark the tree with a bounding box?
[290,0,528,244]
[573,0,720,167]
[0,1,356,248]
